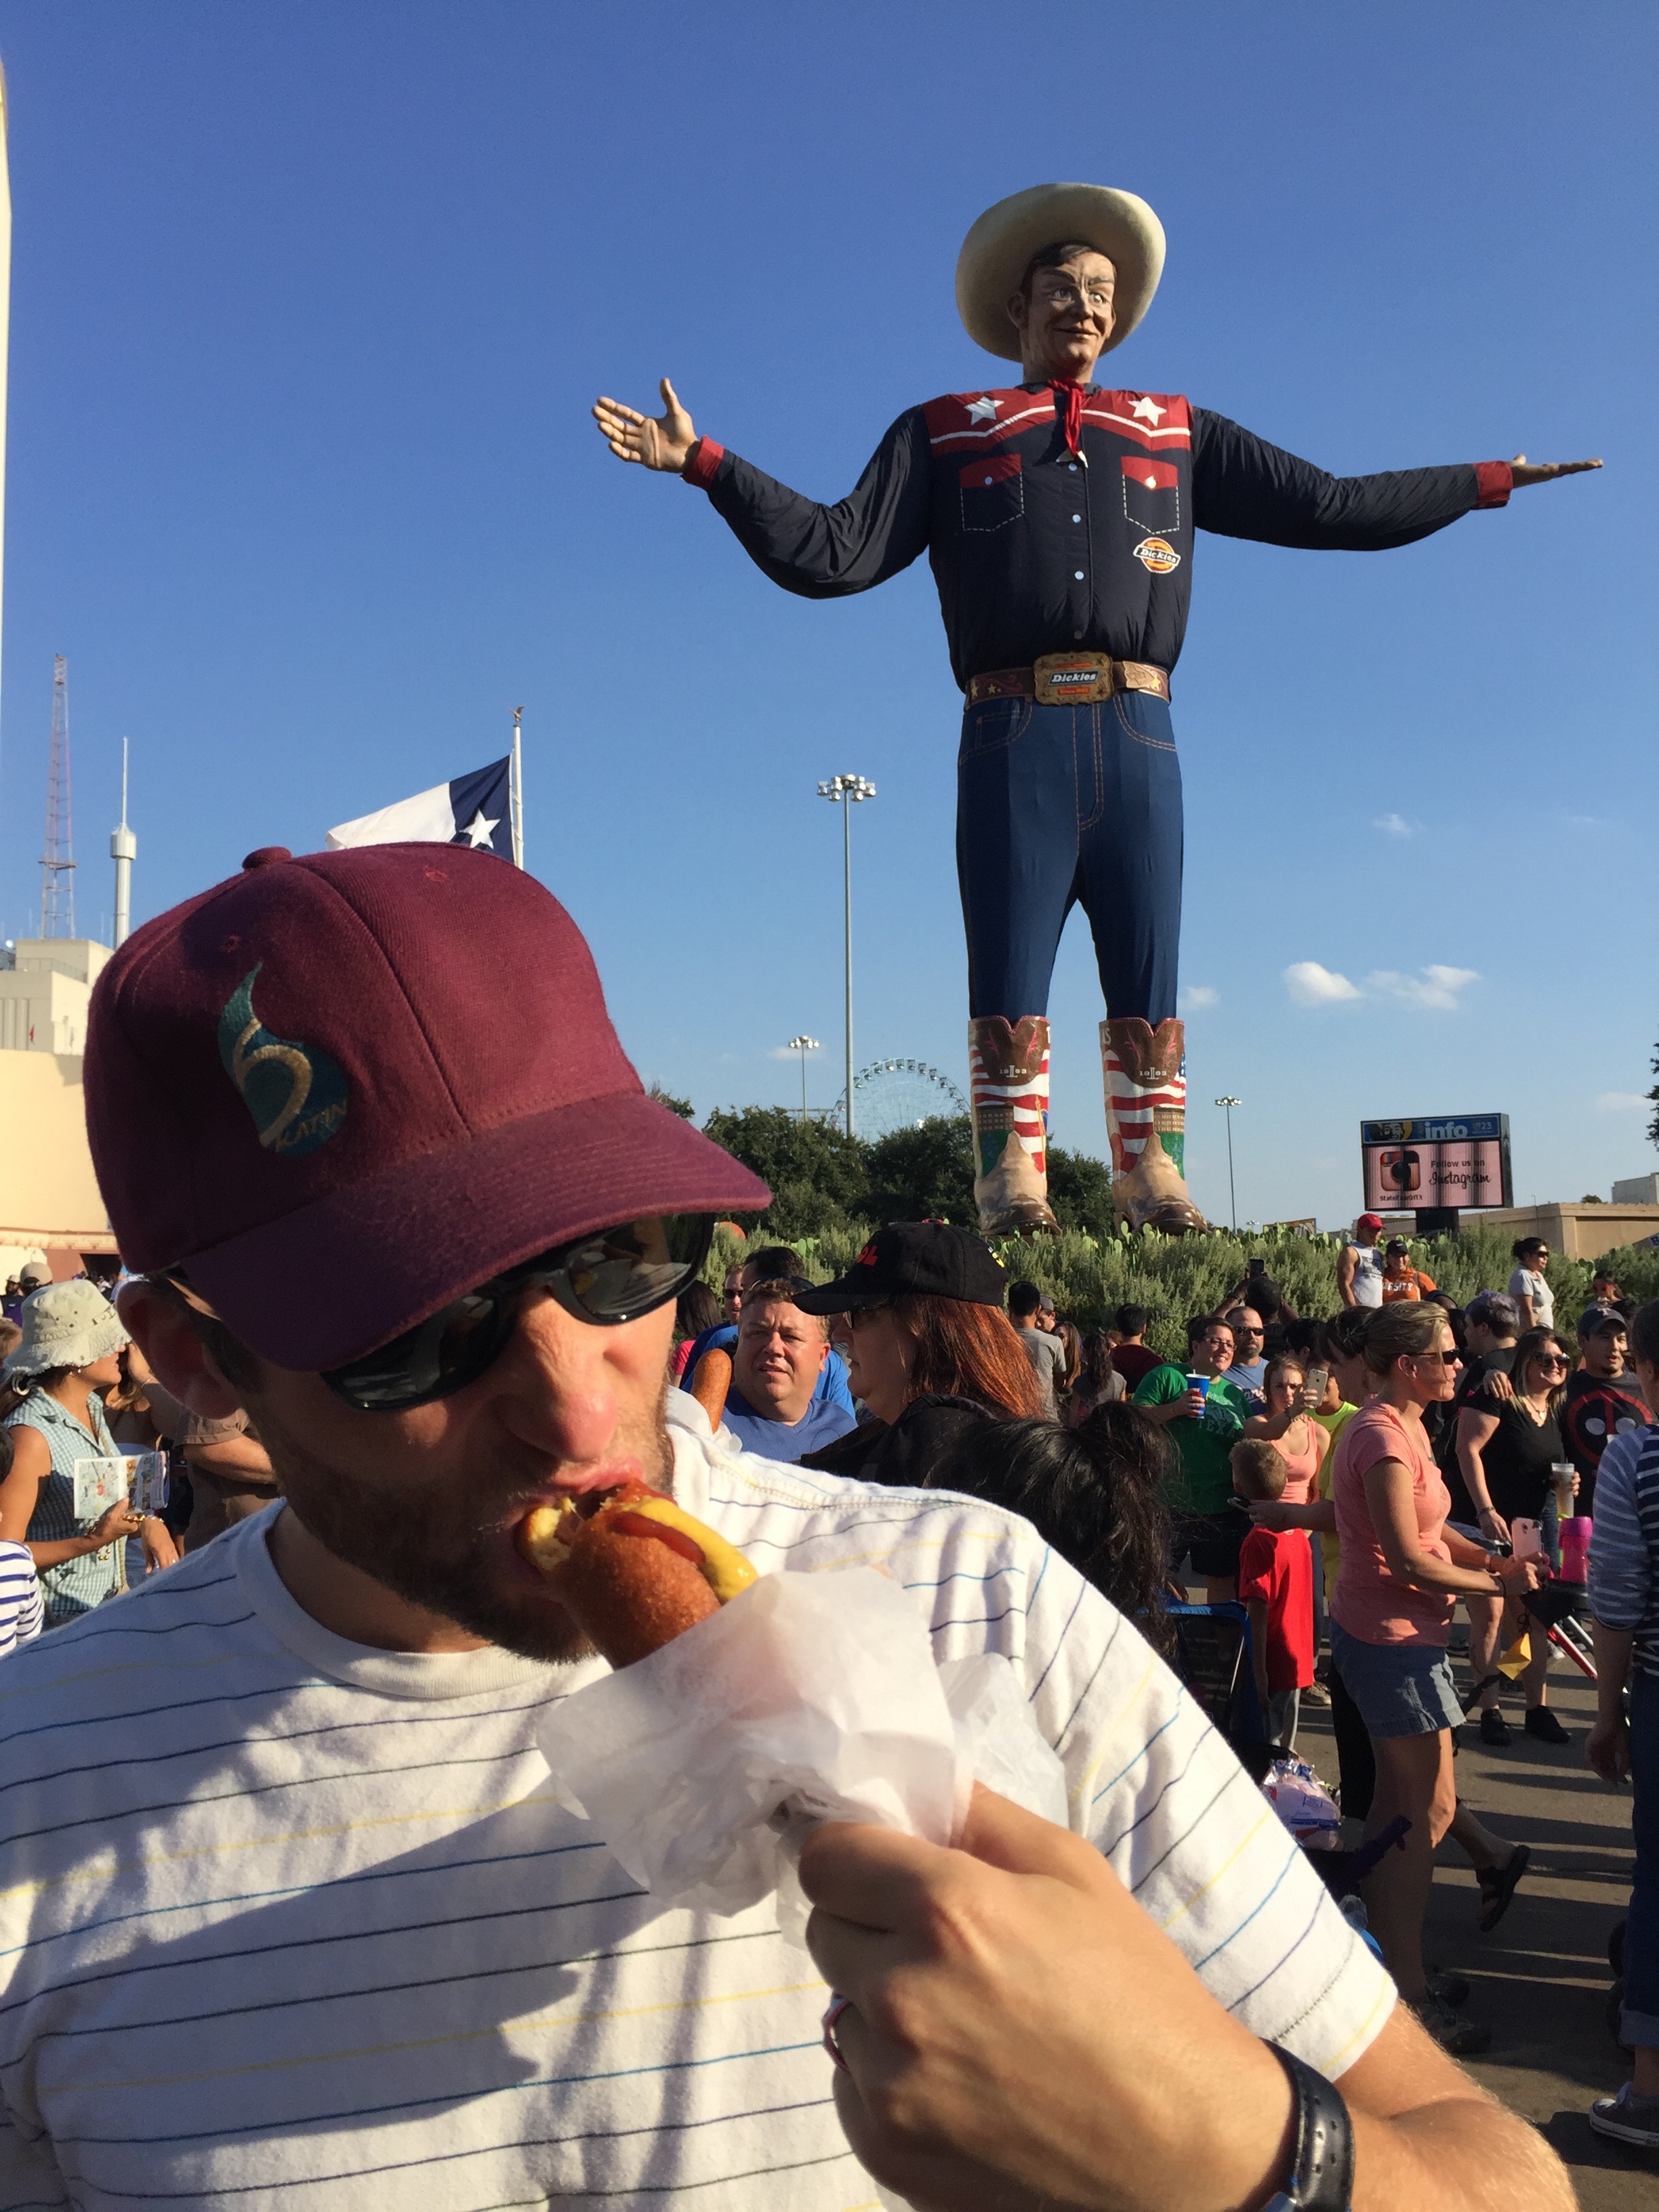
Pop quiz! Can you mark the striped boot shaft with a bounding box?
[968,1017,1049,1177]
[1101,1015,1187,1176]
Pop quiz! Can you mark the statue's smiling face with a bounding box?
[1008,251,1117,382]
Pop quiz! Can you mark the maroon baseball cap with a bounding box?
[85,844,769,1369]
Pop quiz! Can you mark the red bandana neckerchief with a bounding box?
[1050,379,1087,459]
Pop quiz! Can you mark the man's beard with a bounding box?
[251,1387,673,1662]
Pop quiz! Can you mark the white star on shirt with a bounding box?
[965,396,1002,425]
[460,808,500,849]
[1130,396,1166,424]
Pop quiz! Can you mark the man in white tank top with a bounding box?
[1338,1212,1387,1308]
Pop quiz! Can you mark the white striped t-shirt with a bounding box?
[0,1544,41,1659]
[0,1393,1392,2209]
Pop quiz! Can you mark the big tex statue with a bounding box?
[595,184,1597,1236]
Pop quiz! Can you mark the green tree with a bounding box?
[1046,1144,1115,1235]
[700,1106,869,1238]
[864,1115,977,1224]
[647,1084,695,1120]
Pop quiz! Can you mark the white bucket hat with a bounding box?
[955,183,1166,363]
[2,1278,127,1382]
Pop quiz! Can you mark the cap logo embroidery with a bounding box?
[855,1243,878,1267]
[217,966,349,1158]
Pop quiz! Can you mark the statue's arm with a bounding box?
[594,384,933,598]
[1189,406,1600,553]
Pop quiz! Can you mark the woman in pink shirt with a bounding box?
[1329,1303,1544,2053]
[1243,1355,1327,1504]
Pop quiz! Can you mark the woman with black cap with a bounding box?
[796,1223,1043,1488]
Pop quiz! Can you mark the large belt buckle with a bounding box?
[1033,651,1115,706]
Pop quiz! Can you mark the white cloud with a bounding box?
[1181,984,1219,1010]
[1284,961,1363,1007]
[1366,964,1480,1012]
[767,1042,823,1060]
[1372,812,1420,838]
[1597,1090,1651,1112]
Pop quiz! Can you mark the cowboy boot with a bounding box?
[1100,1016,1210,1235]
[968,1017,1059,1236]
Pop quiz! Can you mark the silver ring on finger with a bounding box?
[821,1994,853,2072]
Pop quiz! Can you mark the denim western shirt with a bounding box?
[684,385,1513,691]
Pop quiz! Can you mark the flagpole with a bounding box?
[510,706,524,869]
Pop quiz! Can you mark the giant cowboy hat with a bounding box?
[956,183,1166,363]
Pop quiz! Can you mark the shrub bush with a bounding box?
[699,1213,1659,1366]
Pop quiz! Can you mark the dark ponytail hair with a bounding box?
[932,1403,1174,1650]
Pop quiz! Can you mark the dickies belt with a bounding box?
[967,653,1172,708]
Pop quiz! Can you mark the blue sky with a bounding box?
[0,1,1652,1229]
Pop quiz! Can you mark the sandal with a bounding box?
[1477,1843,1530,1933]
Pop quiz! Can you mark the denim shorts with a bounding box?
[1328,1619,1465,1740]
[1170,1505,1248,1582]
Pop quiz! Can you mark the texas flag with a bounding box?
[326,757,512,857]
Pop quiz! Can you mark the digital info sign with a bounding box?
[1360,1112,1512,1213]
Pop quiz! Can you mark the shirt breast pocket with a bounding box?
[959,454,1024,532]
[1122,456,1181,535]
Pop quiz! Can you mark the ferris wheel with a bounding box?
[834,1058,968,1139]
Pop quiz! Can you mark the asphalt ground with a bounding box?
[1290,1624,1653,2210]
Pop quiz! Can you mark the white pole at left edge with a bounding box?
[0,66,14,739]
[510,705,524,868]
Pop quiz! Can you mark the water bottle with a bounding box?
[1559,1517,1591,1584]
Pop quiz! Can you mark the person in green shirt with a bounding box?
[1134,1311,1250,1601]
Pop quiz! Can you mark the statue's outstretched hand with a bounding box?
[1509,453,1602,487]
[592,378,697,472]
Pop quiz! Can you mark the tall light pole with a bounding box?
[1214,1097,1241,1233]
[816,773,875,1136]
[785,1034,819,1123]
[110,737,136,947]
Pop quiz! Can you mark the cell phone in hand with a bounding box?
[1303,1367,1328,1405]
[1511,1518,1544,1561]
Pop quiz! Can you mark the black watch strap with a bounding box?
[1263,2042,1355,2210]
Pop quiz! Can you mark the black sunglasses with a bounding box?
[320,1213,714,1412]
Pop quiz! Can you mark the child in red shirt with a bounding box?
[1232,1438,1315,1750]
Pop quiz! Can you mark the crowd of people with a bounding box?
[666,1219,1655,2115]
[0,843,1641,2203]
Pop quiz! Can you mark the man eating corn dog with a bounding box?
[0,842,1567,2211]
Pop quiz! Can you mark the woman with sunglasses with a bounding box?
[794,1223,1044,1488]
[1328,1302,1544,2051]
[1456,1326,1575,1745]
[1243,1354,1328,1504]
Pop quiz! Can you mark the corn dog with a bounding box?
[517,1478,758,1667]
[690,1347,733,1429]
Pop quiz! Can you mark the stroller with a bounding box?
[1166,1601,1410,1904]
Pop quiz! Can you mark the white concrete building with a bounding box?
[0,937,110,1057]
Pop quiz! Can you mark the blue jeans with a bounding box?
[956,689,1183,1021]
[1625,1668,1659,2048]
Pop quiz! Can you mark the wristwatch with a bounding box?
[1259,2043,1354,2209]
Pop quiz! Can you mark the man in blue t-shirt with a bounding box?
[680,1246,855,1415]
[718,1279,857,1462]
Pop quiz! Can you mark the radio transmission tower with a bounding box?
[39,655,76,938]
